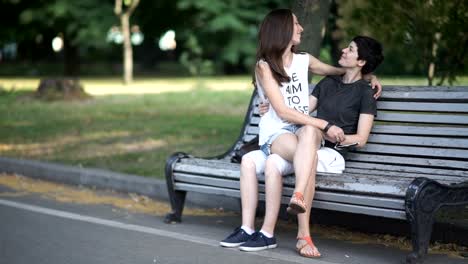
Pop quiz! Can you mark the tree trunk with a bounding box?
[427,62,434,86]
[121,13,133,84]
[63,37,80,76]
[328,0,342,66]
[427,32,441,86]
[291,0,331,57]
[36,78,90,101]
[115,0,140,85]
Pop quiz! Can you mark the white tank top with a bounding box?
[256,53,310,145]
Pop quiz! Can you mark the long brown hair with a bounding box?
[254,9,297,86]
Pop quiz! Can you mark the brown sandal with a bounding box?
[286,192,306,215]
[296,236,321,258]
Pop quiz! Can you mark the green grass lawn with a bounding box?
[0,77,254,178]
[1,76,467,179]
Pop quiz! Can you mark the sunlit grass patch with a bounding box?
[0,76,253,96]
[0,86,250,178]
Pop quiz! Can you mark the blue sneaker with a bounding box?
[239,232,277,252]
[220,227,253,248]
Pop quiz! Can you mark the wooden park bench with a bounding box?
[164,85,468,263]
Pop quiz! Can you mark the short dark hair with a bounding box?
[352,36,384,74]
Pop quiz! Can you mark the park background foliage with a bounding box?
[0,0,466,84]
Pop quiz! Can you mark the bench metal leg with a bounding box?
[405,177,468,264]
[164,152,189,224]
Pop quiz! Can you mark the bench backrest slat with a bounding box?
[247,125,468,137]
[342,168,463,184]
[375,112,468,125]
[381,86,468,99]
[367,134,468,148]
[356,144,468,159]
[371,125,468,137]
[346,153,468,170]
[377,101,468,112]
[345,161,467,178]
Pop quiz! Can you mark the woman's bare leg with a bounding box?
[291,125,321,196]
[297,154,317,237]
[296,154,320,257]
[240,156,259,230]
[259,156,283,235]
[296,128,323,257]
[270,133,297,161]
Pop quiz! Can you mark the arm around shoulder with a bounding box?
[308,53,345,76]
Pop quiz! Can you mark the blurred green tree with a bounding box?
[176,0,285,75]
[17,0,114,76]
[175,0,332,76]
[339,0,468,85]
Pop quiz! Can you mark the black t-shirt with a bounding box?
[311,75,377,134]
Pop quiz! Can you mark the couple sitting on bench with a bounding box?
[219,8,384,258]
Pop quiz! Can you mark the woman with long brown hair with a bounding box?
[220,8,382,258]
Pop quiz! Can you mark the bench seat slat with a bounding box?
[342,167,465,182]
[176,158,241,167]
[174,171,410,197]
[304,175,408,196]
[279,187,405,210]
[310,200,406,219]
[174,173,239,190]
[174,182,406,219]
[174,173,405,210]
[175,158,467,185]
[175,162,240,178]
[175,160,415,197]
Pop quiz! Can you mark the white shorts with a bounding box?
[243,147,345,176]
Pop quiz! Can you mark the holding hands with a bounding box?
[324,124,345,143]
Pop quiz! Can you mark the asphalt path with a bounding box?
[0,201,305,264]
[0,183,465,264]
[0,184,321,264]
